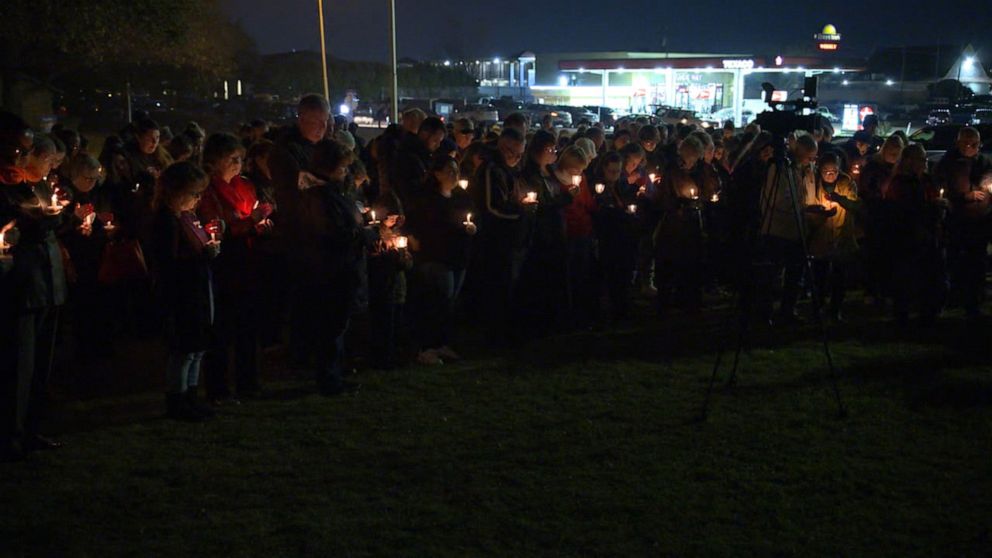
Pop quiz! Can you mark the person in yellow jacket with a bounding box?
[806,152,862,321]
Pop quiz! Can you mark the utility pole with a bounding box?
[388,0,399,123]
[317,0,330,100]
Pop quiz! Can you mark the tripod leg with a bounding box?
[726,321,747,389]
[699,340,725,420]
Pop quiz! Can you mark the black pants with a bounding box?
[600,239,636,320]
[1,307,59,446]
[296,281,353,392]
[756,236,804,320]
[812,258,847,316]
[368,300,401,366]
[948,225,989,315]
[204,292,260,399]
[892,245,946,322]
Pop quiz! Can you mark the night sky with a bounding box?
[222,0,992,62]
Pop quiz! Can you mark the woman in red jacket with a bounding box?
[198,133,274,404]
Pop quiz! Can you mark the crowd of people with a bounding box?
[1,93,990,461]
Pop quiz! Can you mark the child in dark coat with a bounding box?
[149,162,220,421]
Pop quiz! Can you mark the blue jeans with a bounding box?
[167,351,205,394]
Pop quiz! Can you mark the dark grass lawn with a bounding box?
[2,300,991,557]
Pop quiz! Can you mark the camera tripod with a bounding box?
[697,151,847,420]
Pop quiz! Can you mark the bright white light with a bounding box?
[339,104,350,115]
[558,75,569,87]
[443,60,451,66]
[885,79,894,86]
[775,55,783,66]
[493,57,501,64]
[963,56,976,70]
[578,67,585,72]
[832,67,840,74]
[842,80,849,86]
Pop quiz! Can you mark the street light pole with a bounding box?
[317,0,330,101]
[388,0,399,123]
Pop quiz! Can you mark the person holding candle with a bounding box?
[366,176,411,370]
[806,153,862,322]
[0,113,68,460]
[299,140,377,394]
[590,151,639,321]
[934,127,992,321]
[472,127,529,343]
[405,155,477,364]
[557,146,599,325]
[653,135,717,314]
[60,154,116,362]
[517,132,572,333]
[149,162,219,421]
[884,144,947,326]
[198,133,274,403]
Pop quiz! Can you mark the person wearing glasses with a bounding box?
[935,126,992,321]
[807,153,862,322]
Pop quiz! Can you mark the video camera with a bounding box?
[754,76,825,137]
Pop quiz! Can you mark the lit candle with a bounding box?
[689,187,698,200]
[939,188,945,198]
[50,193,59,208]
[627,204,638,214]
[370,210,377,224]
[394,235,408,249]
[571,175,581,187]
[638,185,646,195]
[524,192,538,203]
[649,173,657,183]
[84,213,96,227]
[464,212,473,225]
[458,179,469,190]
[710,193,720,202]
[595,183,605,194]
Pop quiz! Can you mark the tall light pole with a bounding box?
[317,0,330,100]
[388,0,399,123]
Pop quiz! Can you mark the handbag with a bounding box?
[98,239,148,284]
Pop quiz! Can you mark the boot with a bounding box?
[185,387,216,418]
[165,393,207,422]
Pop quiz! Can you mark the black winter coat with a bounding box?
[150,209,214,352]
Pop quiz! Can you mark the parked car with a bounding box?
[454,104,500,126]
[655,107,714,128]
[584,106,623,127]
[971,108,992,125]
[528,104,573,128]
[708,107,755,126]
[559,106,599,126]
